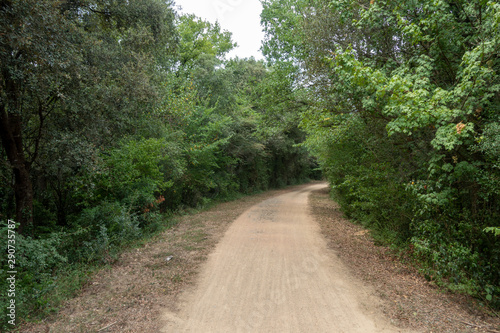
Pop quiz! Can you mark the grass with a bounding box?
[182,229,208,243]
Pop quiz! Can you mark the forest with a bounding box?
[0,0,499,328]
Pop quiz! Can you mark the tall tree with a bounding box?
[0,0,178,232]
[177,14,236,66]
[0,0,80,232]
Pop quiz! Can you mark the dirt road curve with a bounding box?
[162,183,410,333]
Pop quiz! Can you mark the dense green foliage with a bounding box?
[261,0,500,308]
[0,1,316,328]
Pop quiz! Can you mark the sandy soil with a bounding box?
[161,183,411,333]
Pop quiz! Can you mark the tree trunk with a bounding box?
[0,104,33,234]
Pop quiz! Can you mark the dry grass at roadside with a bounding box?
[309,187,500,333]
[19,185,310,333]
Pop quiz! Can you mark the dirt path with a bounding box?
[20,182,497,332]
[161,183,409,333]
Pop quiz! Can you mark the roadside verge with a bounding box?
[310,187,500,333]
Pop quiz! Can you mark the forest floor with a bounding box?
[20,182,500,332]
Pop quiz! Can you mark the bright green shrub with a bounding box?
[99,138,172,207]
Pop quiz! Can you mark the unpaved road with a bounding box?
[162,183,409,333]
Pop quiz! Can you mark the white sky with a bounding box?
[174,0,265,60]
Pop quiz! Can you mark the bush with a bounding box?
[64,202,141,264]
[0,225,67,329]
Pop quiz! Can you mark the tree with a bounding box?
[0,0,80,232]
[177,14,236,66]
[0,0,178,232]
[261,0,500,305]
